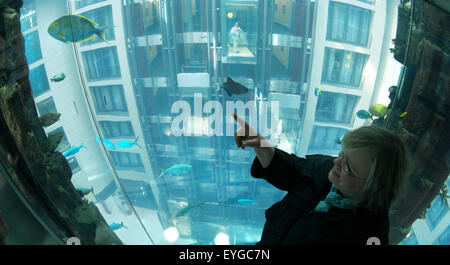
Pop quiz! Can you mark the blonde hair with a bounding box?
[342,125,412,211]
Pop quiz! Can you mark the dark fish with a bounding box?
[220,77,249,96]
[39,112,61,127]
[175,202,204,217]
[356,109,372,119]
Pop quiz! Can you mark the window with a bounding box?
[29,65,50,97]
[100,120,135,138]
[36,97,57,116]
[321,48,368,87]
[110,151,144,172]
[20,0,37,31]
[75,0,107,9]
[48,127,70,153]
[327,2,372,47]
[82,47,121,81]
[24,30,42,64]
[67,157,81,174]
[80,5,115,46]
[90,85,128,115]
[308,126,348,155]
[315,92,359,123]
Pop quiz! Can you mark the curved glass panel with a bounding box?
[2,0,446,245]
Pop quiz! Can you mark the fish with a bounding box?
[356,109,372,120]
[400,111,407,118]
[76,187,94,196]
[334,135,344,145]
[48,15,112,44]
[237,199,255,205]
[159,164,192,178]
[314,87,322,96]
[220,77,249,96]
[109,222,127,230]
[117,137,141,149]
[96,137,116,150]
[50,72,65,82]
[175,202,204,217]
[39,112,61,127]
[63,142,87,157]
[369,104,389,117]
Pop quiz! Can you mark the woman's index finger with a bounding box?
[232,112,248,127]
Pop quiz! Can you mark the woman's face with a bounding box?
[328,149,372,198]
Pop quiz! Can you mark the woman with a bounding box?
[232,112,411,245]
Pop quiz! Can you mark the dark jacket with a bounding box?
[251,148,389,245]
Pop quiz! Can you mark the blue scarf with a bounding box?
[314,184,354,212]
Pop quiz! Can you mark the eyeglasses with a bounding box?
[338,151,362,180]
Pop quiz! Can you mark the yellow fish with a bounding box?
[400,112,407,118]
[48,15,112,44]
[369,104,389,118]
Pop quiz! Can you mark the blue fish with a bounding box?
[76,187,94,196]
[109,222,127,231]
[117,137,141,149]
[96,137,116,150]
[314,87,322,96]
[237,199,255,205]
[63,142,86,157]
[356,110,373,120]
[159,164,192,178]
